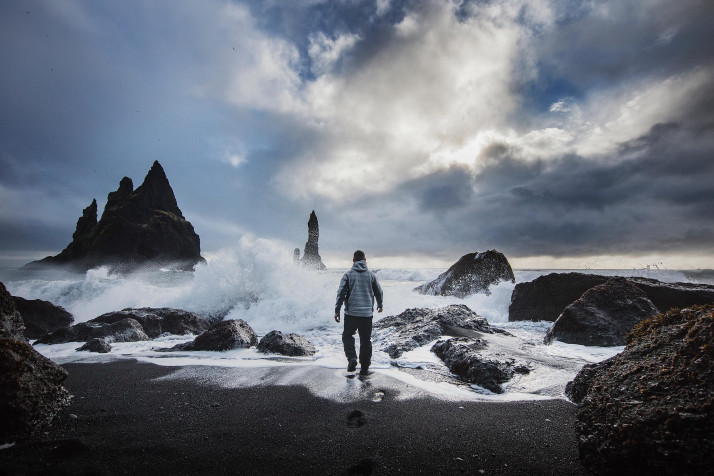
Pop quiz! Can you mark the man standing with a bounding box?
[334,250,383,375]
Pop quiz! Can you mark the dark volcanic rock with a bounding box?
[509,272,610,322]
[25,161,205,272]
[36,318,149,345]
[1,282,26,342]
[76,338,112,353]
[12,296,74,340]
[0,283,70,443]
[257,330,316,356]
[628,276,714,312]
[164,319,258,352]
[431,337,529,394]
[508,272,714,322]
[299,211,326,270]
[0,338,71,443]
[544,277,660,346]
[414,250,515,297]
[91,308,209,338]
[373,304,503,358]
[573,305,714,475]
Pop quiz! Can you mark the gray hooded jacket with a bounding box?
[335,260,383,317]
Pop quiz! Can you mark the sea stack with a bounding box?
[299,211,326,270]
[25,161,205,272]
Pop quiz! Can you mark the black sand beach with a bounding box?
[1,361,589,475]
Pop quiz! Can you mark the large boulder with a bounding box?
[299,210,326,270]
[1,282,26,342]
[373,304,503,358]
[163,319,258,352]
[431,337,530,394]
[544,277,660,346]
[90,308,209,338]
[257,330,316,356]
[572,305,714,475]
[24,161,205,272]
[0,282,70,444]
[12,296,74,340]
[509,272,610,322]
[0,338,72,444]
[508,272,714,322]
[414,250,515,297]
[35,318,149,345]
[76,338,112,353]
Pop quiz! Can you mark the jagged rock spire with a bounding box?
[25,161,203,272]
[300,211,326,270]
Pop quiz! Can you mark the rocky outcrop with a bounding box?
[0,282,70,444]
[431,337,530,394]
[414,250,515,297]
[572,305,714,475]
[628,276,714,313]
[25,161,205,272]
[0,338,72,443]
[257,330,316,356]
[1,282,26,342]
[76,337,111,353]
[508,272,714,322]
[544,277,660,346]
[90,308,209,338]
[299,211,326,270]
[509,273,610,322]
[12,296,74,340]
[163,319,258,352]
[35,318,149,345]
[373,304,504,358]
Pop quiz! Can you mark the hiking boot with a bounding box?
[359,366,370,376]
[347,360,357,372]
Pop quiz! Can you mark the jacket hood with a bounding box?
[351,260,368,272]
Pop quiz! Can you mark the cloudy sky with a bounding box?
[1,0,713,269]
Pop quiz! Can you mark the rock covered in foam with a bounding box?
[572,305,714,475]
[431,337,530,394]
[76,337,112,353]
[414,250,515,297]
[544,277,660,346]
[36,318,149,345]
[373,304,504,358]
[162,319,258,352]
[91,308,209,338]
[257,330,316,356]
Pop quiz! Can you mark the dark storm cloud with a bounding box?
[403,165,474,211]
[2,0,714,268]
[391,110,714,259]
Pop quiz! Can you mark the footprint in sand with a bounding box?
[347,410,367,428]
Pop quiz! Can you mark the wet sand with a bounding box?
[1,361,589,475]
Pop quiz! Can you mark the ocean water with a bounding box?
[2,239,711,402]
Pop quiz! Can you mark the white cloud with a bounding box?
[197,3,303,114]
[572,66,714,157]
[308,31,360,76]
[273,1,538,201]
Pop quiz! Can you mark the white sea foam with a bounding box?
[6,242,707,402]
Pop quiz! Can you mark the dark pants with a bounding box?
[342,314,373,367]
